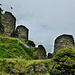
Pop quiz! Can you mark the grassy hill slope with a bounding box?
[0,37,51,75]
[0,37,33,60]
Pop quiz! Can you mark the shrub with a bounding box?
[50,48,75,75]
[19,38,35,47]
[33,51,39,59]
[19,42,39,60]
[0,60,7,71]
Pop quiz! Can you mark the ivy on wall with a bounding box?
[0,8,4,33]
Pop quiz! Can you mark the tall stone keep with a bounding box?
[16,25,29,39]
[1,11,16,37]
[54,34,74,53]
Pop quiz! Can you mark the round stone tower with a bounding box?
[54,34,74,54]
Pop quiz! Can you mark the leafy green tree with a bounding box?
[50,48,75,75]
[0,7,4,33]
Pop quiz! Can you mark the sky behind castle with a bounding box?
[1,0,75,53]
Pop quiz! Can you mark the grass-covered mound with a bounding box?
[0,37,50,75]
[0,37,33,59]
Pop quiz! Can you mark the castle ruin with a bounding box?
[1,8,75,58]
[1,11,16,37]
[0,8,28,40]
[37,45,47,59]
[54,34,74,54]
[48,53,53,59]
[16,25,29,39]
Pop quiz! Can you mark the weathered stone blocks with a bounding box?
[16,25,29,40]
[48,53,53,59]
[24,62,48,74]
[54,34,74,53]
[0,9,29,40]
[37,45,46,59]
[1,11,16,37]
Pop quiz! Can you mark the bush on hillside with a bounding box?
[27,40,35,47]
[50,48,75,75]
[20,38,35,47]
[19,43,39,59]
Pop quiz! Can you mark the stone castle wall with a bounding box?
[54,34,74,53]
[37,45,47,59]
[1,11,16,37]
[16,25,29,39]
[0,11,28,40]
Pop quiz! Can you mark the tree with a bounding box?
[0,7,4,33]
[50,48,75,75]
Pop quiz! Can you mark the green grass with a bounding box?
[0,58,51,75]
[18,38,39,59]
[0,36,51,75]
[0,37,32,60]
[20,38,35,47]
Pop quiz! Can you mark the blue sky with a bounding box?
[1,0,75,54]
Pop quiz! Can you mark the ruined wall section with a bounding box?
[54,34,74,54]
[16,25,29,40]
[0,11,29,40]
[1,11,16,37]
[48,53,53,59]
[37,45,47,59]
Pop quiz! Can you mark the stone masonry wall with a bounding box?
[37,45,46,59]
[0,10,29,40]
[16,25,29,40]
[48,53,53,59]
[54,34,74,54]
[1,11,16,37]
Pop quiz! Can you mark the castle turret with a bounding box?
[54,34,74,54]
[16,25,29,40]
[1,11,16,37]
[0,9,29,40]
